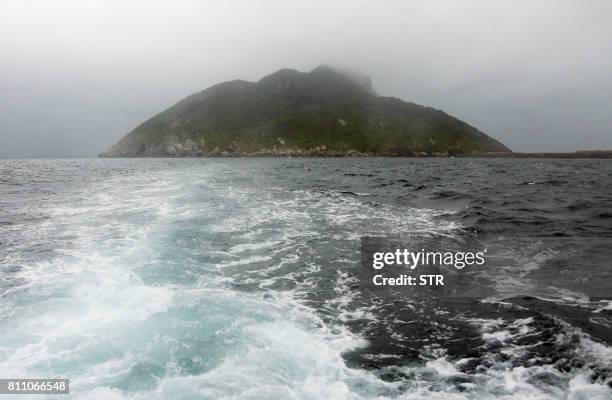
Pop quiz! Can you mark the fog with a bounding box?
[1,0,611,157]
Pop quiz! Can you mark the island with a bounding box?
[100,66,511,157]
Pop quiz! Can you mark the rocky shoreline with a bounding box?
[100,148,612,159]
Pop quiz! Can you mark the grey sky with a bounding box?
[1,0,611,157]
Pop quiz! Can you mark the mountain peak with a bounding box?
[308,64,336,75]
[308,65,376,95]
[256,65,376,97]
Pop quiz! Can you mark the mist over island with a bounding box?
[3,2,612,158]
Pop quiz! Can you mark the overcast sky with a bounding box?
[1,0,611,157]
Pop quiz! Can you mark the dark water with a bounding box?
[0,158,610,399]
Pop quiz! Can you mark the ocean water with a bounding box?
[0,158,611,399]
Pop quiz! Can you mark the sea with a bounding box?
[0,158,611,399]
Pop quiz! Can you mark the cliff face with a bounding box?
[100,66,510,157]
